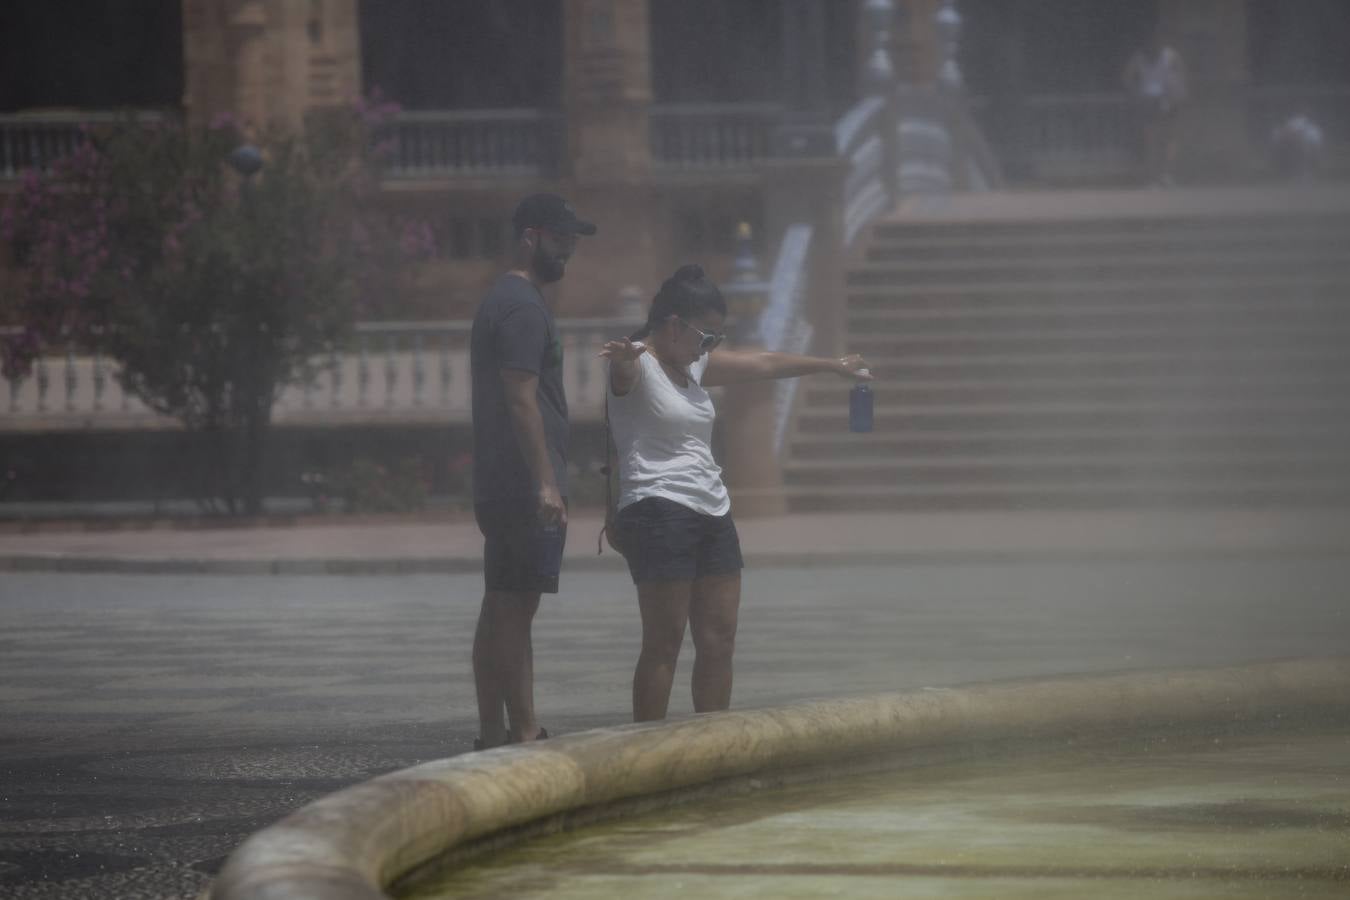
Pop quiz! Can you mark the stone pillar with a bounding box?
[227,0,270,131]
[562,0,653,182]
[762,159,847,356]
[181,0,362,134]
[180,0,234,128]
[719,232,786,517]
[887,0,940,85]
[719,376,788,517]
[1157,0,1252,178]
[556,1,660,325]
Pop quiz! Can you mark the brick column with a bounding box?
[886,0,940,85]
[181,0,362,133]
[555,0,661,323]
[562,0,652,182]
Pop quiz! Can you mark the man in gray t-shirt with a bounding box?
[471,273,569,506]
[468,193,595,750]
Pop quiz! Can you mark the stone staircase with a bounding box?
[782,188,1350,511]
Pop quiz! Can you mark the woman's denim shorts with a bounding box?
[615,496,743,585]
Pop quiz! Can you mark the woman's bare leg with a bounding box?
[689,572,741,712]
[633,580,693,721]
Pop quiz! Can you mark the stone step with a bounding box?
[790,191,1350,512]
[781,482,1350,513]
[842,313,1350,341]
[845,300,1349,329]
[864,233,1350,264]
[868,212,1350,244]
[792,403,1349,434]
[799,374,1350,408]
[846,328,1350,359]
[864,225,1350,253]
[855,352,1348,380]
[781,454,1350,485]
[786,430,1350,460]
[844,276,1348,306]
[846,255,1350,287]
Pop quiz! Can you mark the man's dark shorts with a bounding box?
[615,496,743,585]
[475,500,567,594]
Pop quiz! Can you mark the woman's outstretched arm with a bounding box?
[598,338,648,396]
[702,350,871,387]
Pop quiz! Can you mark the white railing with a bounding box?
[836,96,890,246]
[1,318,639,431]
[650,103,782,169]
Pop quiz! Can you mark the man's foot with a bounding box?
[472,731,510,752]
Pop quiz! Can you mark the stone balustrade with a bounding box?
[648,103,782,170]
[1,318,636,432]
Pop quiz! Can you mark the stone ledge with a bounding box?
[11,544,1350,576]
[204,657,1350,900]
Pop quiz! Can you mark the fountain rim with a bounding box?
[204,656,1350,900]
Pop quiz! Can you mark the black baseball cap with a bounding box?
[512,193,597,237]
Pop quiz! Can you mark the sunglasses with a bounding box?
[677,317,725,352]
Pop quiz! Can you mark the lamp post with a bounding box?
[224,142,266,515]
[227,144,264,213]
[227,144,264,178]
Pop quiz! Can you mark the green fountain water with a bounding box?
[401,730,1350,899]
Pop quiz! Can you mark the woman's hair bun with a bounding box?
[673,263,705,282]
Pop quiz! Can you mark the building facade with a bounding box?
[2,1,1348,319]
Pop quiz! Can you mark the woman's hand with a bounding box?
[598,338,648,361]
[602,338,648,397]
[836,354,873,380]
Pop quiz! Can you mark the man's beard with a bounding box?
[532,243,568,284]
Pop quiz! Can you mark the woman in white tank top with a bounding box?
[600,264,870,722]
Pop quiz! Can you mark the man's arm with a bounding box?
[501,368,566,525]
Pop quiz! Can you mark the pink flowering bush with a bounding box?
[0,98,428,513]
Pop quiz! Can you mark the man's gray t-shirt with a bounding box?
[470,273,568,502]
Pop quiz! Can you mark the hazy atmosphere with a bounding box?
[2,1,1349,898]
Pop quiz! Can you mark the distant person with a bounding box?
[469,193,595,749]
[1271,109,1324,182]
[1123,32,1188,186]
[600,264,870,722]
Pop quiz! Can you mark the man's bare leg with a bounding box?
[472,590,542,747]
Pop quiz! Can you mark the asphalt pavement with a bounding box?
[2,510,1349,898]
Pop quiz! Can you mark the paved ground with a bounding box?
[1,511,1349,898]
[5,509,1350,572]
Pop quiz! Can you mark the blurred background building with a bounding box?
[2,1,1349,515]
[4,1,1347,318]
